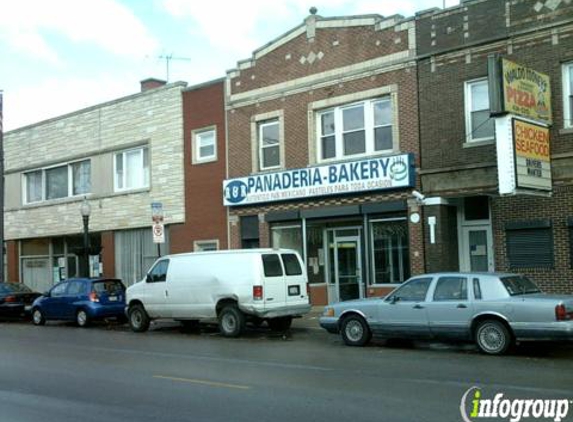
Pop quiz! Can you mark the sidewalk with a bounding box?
[293,306,324,330]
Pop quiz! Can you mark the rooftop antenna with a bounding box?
[157,54,191,81]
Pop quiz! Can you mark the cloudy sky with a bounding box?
[0,0,458,131]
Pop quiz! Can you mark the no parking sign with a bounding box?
[151,202,165,244]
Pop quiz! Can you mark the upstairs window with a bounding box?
[317,97,393,162]
[464,79,495,142]
[24,160,91,204]
[258,120,280,170]
[114,147,149,191]
[563,62,573,129]
[193,127,216,164]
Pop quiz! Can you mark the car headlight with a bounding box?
[323,307,335,317]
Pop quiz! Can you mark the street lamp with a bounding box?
[80,197,91,278]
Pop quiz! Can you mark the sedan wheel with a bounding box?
[475,320,512,355]
[341,315,371,347]
[76,309,90,328]
[32,308,46,326]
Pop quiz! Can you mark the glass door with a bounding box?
[335,237,362,302]
[460,226,493,272]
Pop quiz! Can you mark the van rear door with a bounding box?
[261,254,286,312]
[280,252,309,307]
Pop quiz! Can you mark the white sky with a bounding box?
[0,0,459,131]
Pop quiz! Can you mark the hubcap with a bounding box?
[33,310,42,324]
[345,320,364,342]
[479,325,504,352]
[77,311,87,326]
[131,310,142,328]
[222,313,236,333]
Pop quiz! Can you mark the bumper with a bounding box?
[0,304,27,317]
[319,317,339,334]
[87,304,126,319]
[244,303,312,319]
[512,321,573,341]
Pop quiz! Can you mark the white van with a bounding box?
[125,249,311,337]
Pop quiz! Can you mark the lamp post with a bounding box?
[80,197,91,278]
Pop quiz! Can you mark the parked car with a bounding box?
[319,272,573,355]
[126,249,311,337]
[0,282,42,319]
[31,278,127,327]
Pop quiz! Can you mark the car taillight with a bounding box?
[89,291,100,303]
[4,295,17,303]
[253,285,263,301]
[555,304,572,321]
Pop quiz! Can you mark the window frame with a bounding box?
[316,97,394,163]
[192,127,217,164]
[563,62,573,129]
[464,78,494,143]
[258,119,281,171]
[113,146,150,192]
[193,239,219,252]
[23,159,91,205]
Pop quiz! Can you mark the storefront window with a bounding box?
[271,225,302,256]
[370,220,410,284]
[305,226,325,284]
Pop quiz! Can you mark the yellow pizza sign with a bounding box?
[502,59,552,125]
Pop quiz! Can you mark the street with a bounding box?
[0,319,572,422]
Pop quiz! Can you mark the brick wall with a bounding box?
[170,80,228,253]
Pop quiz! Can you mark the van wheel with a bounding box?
[218,305,245,338]
[268,316,292,332]
[76,309,90,328]
[128,304,150,333]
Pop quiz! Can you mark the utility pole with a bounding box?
[0,91,5,283]
[157,54,191,81]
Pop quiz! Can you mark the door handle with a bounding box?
[413,304,424,309]
[457,304,467,309]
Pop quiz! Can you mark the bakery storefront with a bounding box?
[225,154,423,305]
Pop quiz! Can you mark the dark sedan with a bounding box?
[0,283,42,319]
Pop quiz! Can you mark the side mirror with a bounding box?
[146,274,153,283]
[43,291,51,297]
[389,295,400,304]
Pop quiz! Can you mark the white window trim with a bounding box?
[464,78,494,143]
[316,97,394,163]
[258,120,281,171]
[113,146,150,192]
[22,159,91,205]
[192,126,217,164]
[250,110,285,173]
[563,62,573,129]
[193,239,220,252]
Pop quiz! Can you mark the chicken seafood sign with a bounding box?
[223,154,414,206]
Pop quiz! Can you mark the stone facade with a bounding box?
[4,82,187,239]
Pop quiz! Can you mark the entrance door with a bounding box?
[333,236,362,302]
[460,226,494,272]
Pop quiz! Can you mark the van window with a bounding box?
[262,254,283,277]
[281,254,302,276]
[148,260,169,282]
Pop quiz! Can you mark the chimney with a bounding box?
[140,78,167,92]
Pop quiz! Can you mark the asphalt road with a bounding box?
[0,320,572,422]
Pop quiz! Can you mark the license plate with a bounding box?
[108,296,118,302]
[24,305,32,312]
[288,286,300,296]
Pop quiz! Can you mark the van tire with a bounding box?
[218,305,245,338]
[128,304,150,333]
[268,316,292,332]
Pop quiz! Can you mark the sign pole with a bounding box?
[151,202,165,258]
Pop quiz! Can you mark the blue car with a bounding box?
[31,278,127,327]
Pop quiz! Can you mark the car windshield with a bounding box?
[93,280,125,294]
[0,283,32,294]
[501,276,542,296]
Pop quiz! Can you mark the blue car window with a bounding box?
[67,281,85,296]
[51,283,68,297]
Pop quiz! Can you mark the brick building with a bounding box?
[4,80,187,291]
[416,0,573,293]
[170,79,228,253]
[224,11,423,305]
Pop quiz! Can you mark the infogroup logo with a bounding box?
[460,386,571,422]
